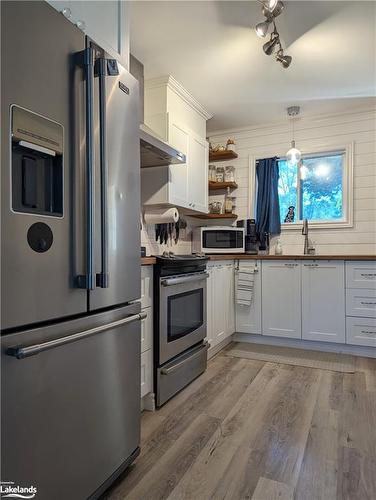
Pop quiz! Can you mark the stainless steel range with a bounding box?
[154,253,209,406]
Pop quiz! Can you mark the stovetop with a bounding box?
[155,252,208,276]
[156,251,207,262]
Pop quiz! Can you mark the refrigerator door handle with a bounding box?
[96,58,109,288]
[6,312,147,359]
[76,47,96,290]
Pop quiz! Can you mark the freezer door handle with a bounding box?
[76,47,96,290]
[6,312,147,359]
[95,57,109,288]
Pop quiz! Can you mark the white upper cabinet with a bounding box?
[235,261,262,335]
[188,132,208,213]
[167,119,189,208]
[141,76,212,214]
[47,1,129,68]
[262,261,302,339]
[302,261,345,343]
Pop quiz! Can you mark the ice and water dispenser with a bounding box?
[11,105,63,252]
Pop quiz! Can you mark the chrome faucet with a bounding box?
[302,219,309,255]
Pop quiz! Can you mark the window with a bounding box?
[278,151,346,225]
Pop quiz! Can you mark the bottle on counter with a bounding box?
[275,238,283,255]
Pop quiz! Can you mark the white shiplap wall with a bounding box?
[209,107,376,255]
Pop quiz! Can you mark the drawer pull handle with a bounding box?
[360,330,376,336]
[360,273,376,278]
[360,302,376,306]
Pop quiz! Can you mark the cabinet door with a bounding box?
[262,261,301,339]
[141,308,153,354]
[235,262,262,335]
[206,268,214,346]
[47,1,129,66]
[141,349,153,398]
[346,261,376,290]
[212,266,227,345]
[302,261,345,343]
[140,266,153,309]
[187,133,208,213]
[225,264,235,337]
[168,119,189,208]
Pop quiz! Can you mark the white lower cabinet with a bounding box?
[262,261,301,339]
[346,316,376,348]
[140,349,153,398]
[207,262,235,349]
[345,261,376,348]
[140,266,153,402]
[235,261,262,335]
[302,261,345,343]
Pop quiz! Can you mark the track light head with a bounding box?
[263,0,284,18]
[263,33,280,56]
[276,50,292,68]
[255,19,272,38]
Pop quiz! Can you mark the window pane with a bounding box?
[278,159,297,223]
[300,154,343,221]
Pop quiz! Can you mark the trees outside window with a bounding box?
[278,152,344,224]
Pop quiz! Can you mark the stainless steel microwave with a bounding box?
[192,226,245,254]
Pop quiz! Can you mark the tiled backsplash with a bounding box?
[141,217,192,256]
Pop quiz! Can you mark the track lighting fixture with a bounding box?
[254,1,292,68]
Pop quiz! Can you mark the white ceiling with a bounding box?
[130,1,376,132]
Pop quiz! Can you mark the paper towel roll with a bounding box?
[143,207,179,225]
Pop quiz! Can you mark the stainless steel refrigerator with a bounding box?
[1,2,142,499]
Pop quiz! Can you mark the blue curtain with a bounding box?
[256,157,281,237]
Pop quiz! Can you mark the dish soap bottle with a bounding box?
[275,238,283,255]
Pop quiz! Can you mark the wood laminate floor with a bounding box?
[103,347,376,500]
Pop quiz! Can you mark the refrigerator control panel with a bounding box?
[11,105,63,218]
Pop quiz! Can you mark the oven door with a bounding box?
[159,272,208,365]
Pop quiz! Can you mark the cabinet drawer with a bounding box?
[140,266,153,308]
[141,308,153,353]
[346,289,376,318]
[141,349,153,398]
[346,262,376,289]
[346,317,376,347]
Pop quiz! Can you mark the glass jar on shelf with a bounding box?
[209,164,216,182]
[224,187,234,213]
[224,165,235,183]
[209,201,222,214]
[215,166,225,183]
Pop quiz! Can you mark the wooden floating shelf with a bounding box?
[209,150,238,162]
[209,181,238,191]
[191,213,238,220]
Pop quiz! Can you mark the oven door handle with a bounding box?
[161,342,209,375]
[161,272,209,287]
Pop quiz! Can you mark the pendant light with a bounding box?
[286,106,301,166]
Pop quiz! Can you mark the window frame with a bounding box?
[249,142,354,230]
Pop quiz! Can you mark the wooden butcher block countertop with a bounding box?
[141,255,375,265]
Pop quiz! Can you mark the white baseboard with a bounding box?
[141,392,155,412]
[233,333,376,359]
[208,335,234,360]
